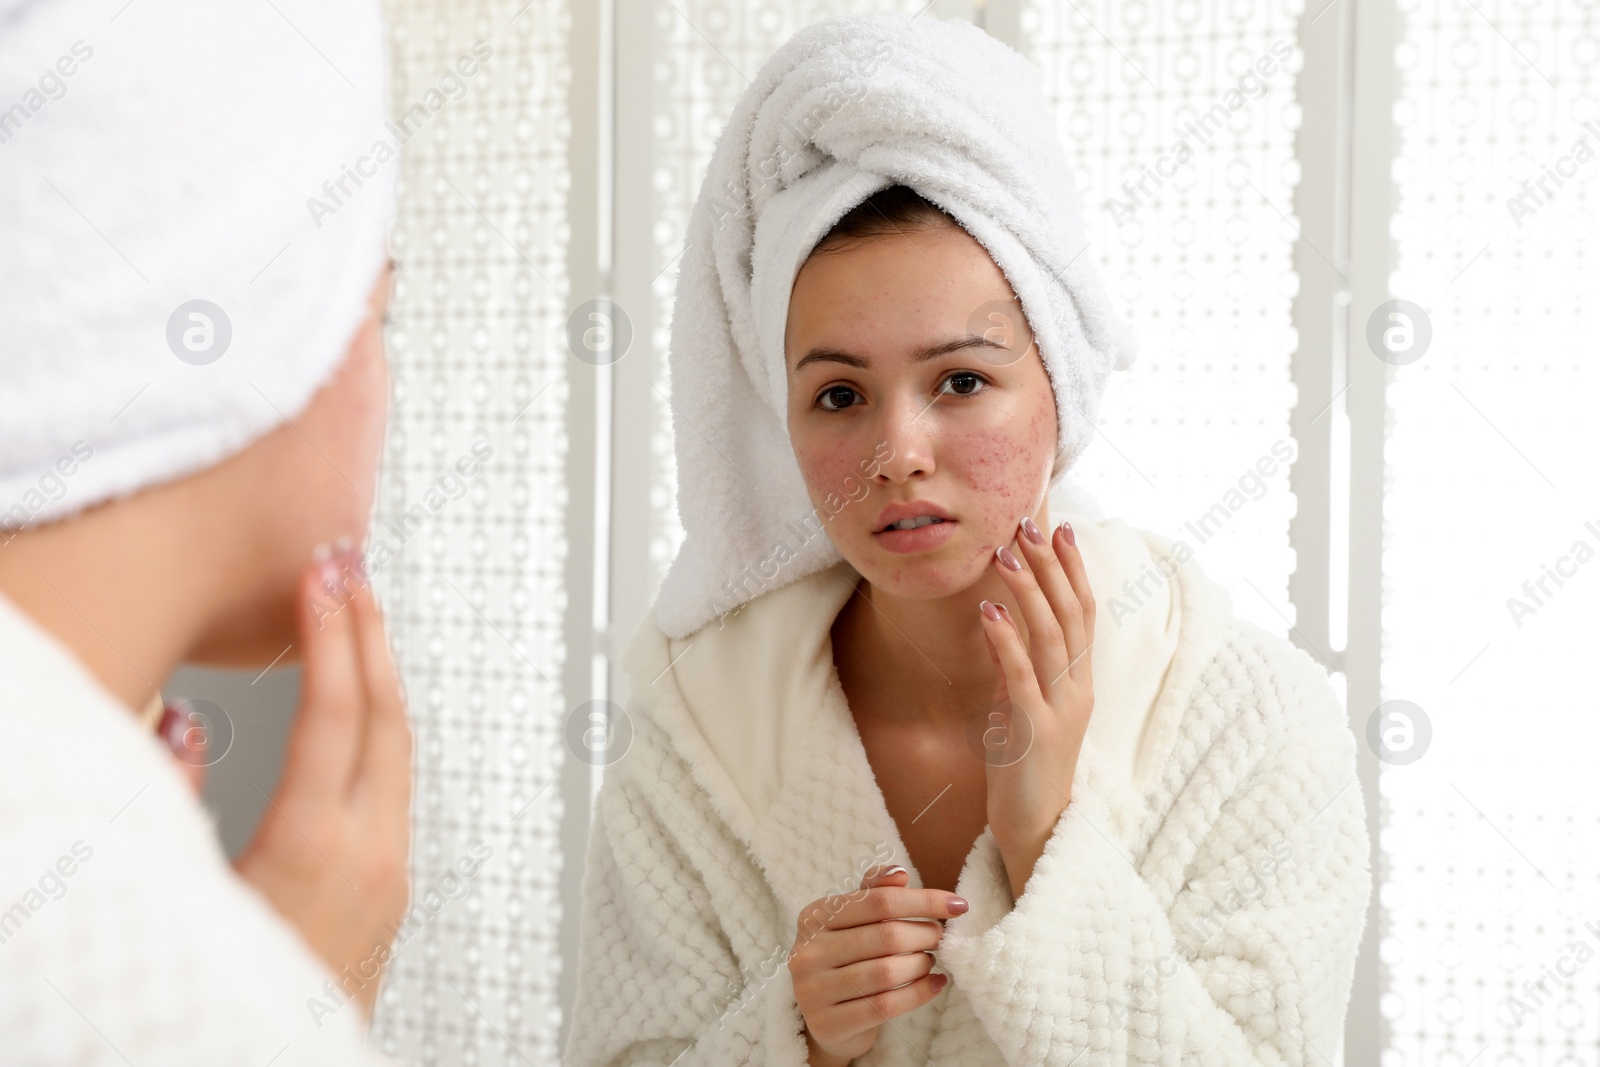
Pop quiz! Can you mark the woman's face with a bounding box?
[189,264,394,667]
[785,222,1059,600]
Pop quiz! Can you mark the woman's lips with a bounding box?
[871,519,958,554]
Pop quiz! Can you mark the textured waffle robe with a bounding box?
[565,511,1373,1066]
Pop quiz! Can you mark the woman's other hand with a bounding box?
[233,542,413,1020]
[791,864,966,1066]
[978,515,1096,902]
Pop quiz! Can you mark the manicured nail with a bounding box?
[995,545,1022,571]
[1020,516,1043,545]
[318,554,343,594]
[996,603,1013,622]
[1058,519,1075,547]
[931,973,949,992]
[980,599,1003,621]
[881,865,907,878]
[947,897,969,915]
[339,543,369,583]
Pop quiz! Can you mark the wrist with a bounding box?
[804,1027,852,1067]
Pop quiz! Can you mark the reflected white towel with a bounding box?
[656,12,1139,638]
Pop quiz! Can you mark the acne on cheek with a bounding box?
[955,411,1053,511]
[796,439,870,505]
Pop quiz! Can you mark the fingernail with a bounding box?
[340,543,369,583]
[1058,519,1075,547]
[881,864,907,878]
[931,973,949,992]
[947,896,968,915]
[996,603,1013,622]
[1020,516,1043,544]
[979,599,1002,622]
[319,555,343,595]
[995,545,1022,571]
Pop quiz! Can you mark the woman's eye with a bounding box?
[938,371,988,397]
[817,385,861,411]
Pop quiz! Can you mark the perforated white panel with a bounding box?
[370,2,569,1063]
[1022,0,1304,639]
[1380,0,1600,1062]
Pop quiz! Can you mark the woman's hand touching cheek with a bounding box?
[977,516,1095,902]
[233,543,413,1020]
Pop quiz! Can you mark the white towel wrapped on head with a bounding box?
[0,0,394,534]
[655,12,1138,639]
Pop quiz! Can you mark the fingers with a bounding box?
[1051,519,1096,686]
[833,949,938,1006]
[346,549,412,816]
[859,864,908,891]
[801,882,962,936]
[280,544,368,803]
[996,516,1093,692]
[830,970,948,1034]
[978,596,1045,710]
[991,537,1070,691]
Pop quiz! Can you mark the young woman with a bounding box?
[567,13,1370,1067]
[0,2,410,1061]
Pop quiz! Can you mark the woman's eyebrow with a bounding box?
[793,334,1007,373]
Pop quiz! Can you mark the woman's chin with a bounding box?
[185,604,300,673]
[849,540,992,601]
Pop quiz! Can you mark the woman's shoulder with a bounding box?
[1166,608,1353,790]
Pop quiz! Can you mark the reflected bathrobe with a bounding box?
[565,513,1371,1066]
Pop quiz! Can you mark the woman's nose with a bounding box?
[872,393,936,482]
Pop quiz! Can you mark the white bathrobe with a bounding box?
[565,513,1371,1066]
[0,592,393,1065]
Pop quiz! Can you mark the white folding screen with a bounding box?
[372,2,571,1063]
[1380,0,1600,1062]
[1019,0,1306,645]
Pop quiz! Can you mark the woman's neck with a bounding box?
[0,484,228,716]
[833,562,1033,729]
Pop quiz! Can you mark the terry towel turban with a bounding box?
[0,0,394,533]
[654,12,1139,638]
